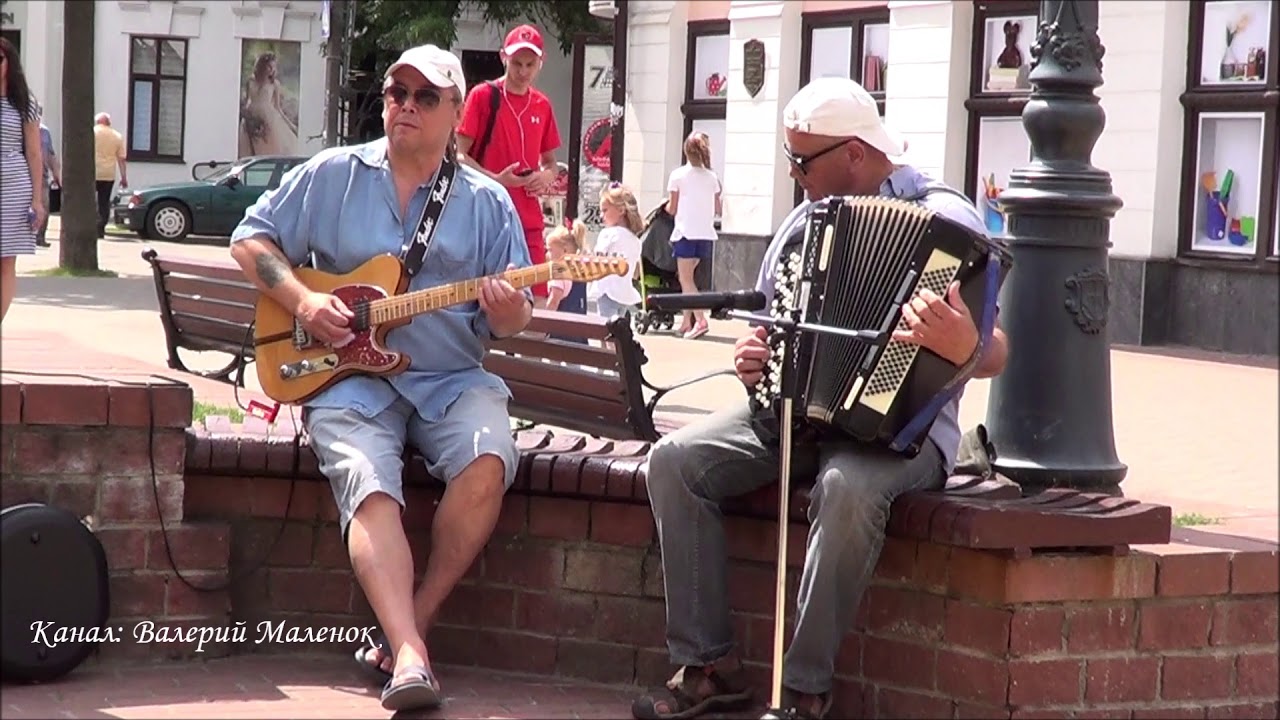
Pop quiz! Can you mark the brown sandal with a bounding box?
[631,665,753,720]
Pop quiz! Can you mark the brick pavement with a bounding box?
[1,654,746,719]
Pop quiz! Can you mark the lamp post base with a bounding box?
[992,457,1128,496]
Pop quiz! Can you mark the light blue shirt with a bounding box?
[231,138,532,422]
[754,165,990,472]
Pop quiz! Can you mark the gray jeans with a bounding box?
[646,399,945,695]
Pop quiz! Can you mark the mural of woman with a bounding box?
[238,52,298,156]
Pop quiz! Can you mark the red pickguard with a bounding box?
[317,284,400,372]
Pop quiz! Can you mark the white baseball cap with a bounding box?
[385,45,467,98]
[782,77,905,157]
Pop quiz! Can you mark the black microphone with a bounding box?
[646,290,767,312]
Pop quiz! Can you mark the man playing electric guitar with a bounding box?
[228,45,532,713]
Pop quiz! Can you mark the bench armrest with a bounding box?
[641,368,737,416]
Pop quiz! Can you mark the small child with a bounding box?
[545,220,588,315]
[591,183,645,320]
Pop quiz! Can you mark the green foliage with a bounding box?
[352,0,607,77]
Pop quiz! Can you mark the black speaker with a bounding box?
[1,503,110,683]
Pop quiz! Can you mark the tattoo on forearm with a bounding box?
[255,252,291,289]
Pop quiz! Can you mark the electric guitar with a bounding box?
[254,253,628,404]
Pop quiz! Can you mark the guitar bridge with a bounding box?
[279,354,338,380]
[292,320,314,350]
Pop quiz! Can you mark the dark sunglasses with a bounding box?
[382,84,443,110]
[782,138,851,176]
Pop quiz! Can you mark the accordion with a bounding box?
[749,195,1012,456]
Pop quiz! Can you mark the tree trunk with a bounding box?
[59,0,99,272]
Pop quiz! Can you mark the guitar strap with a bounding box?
[399,155,458,277]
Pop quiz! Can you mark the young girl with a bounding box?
[545,220,587,315]
[592,183,645,320]
[665,131,721,339]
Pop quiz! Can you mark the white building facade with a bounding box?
[3,1,574,190]
[618,0,1279,356]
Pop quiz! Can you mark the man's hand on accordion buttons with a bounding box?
[894,281,978,366]
[734,326,771,387]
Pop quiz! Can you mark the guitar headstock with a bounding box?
[554,254,630,282]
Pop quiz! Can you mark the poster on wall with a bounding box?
[238,40,302,158]
[576,42,614,235]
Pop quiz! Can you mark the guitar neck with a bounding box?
[369,263,557,324]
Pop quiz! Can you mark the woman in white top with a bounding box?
[665,132,721,339]
[591,182,645,320]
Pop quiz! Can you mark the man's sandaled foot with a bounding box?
[631,665,752,720]
[380,664,442,712]
[353,630,392,685]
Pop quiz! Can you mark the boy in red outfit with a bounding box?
[457,24,563,303]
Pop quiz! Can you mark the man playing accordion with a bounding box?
[631,77,1010,720]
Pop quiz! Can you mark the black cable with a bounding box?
[6,369,301,594]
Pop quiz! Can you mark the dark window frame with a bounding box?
[126,35,189,163]
[794,8,891,205]
[680,20,730,163]
[962,0,1040,204]
[1176,0,1280,270]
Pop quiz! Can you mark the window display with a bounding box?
[1199,0,1271,85]
[861,22,889,93]
[981,14,1036,92]
[809,26,853,81]
[692,33,730,100]
[1190,113,1266,255]
[972,117,1032,235]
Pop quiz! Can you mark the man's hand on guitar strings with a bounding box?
[893,281,978,366]
[478,264,530,329]
[296,291,356,347]
[733,326,771,388]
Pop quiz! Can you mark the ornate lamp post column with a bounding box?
[984,0,1127,494]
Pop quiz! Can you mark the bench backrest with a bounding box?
[142,248,257,353]
[485,310,654,441]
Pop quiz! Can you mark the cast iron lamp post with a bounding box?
[984,0,1127,494]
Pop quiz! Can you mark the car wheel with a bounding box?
[146,201,191,241]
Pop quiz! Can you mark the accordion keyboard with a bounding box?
[753,247,804,411]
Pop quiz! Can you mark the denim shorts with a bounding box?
[672,239,714,261]
[304,387,518,535]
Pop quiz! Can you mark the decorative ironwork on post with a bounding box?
[984,0,1127,493]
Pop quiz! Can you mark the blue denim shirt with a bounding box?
[231,138,532,422]
[754,165,989,472]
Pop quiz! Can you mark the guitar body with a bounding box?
[253,252,630,406]
[254,254,410,404]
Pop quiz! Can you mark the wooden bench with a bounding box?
[486,310,733,442]
[142,248,257,387]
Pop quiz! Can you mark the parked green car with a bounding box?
[112,155,307,241]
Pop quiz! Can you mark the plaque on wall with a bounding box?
[743,39,765,98]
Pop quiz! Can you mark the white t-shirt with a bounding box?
[666,164,720,242]
[591,225,643,306]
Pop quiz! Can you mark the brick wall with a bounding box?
[183,472,1279,719]
[0,376,232,662]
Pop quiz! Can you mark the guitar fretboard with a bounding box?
[366,264,557,325]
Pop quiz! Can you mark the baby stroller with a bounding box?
[633,200,713,335]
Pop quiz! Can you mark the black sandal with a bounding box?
[631,665,753,720]
[380,664,442,711]
[352,629,392,685]
[760,691,833,720]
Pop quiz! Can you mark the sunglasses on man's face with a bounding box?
[383,84,443,110]
[782,138,852,176]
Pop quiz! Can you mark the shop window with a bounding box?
[127,36,188,161]
[795,8,890,205]
[680,21,729,186]
[962,1,1039,230]
[1180,0,1279,266]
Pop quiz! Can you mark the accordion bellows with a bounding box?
[750,195,1011,456]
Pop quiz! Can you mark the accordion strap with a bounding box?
[889,251,1002,453]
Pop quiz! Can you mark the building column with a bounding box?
[884,0,972,189]
[717,0,802,289]
[621,0,689,216]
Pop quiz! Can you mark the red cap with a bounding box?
[503,24,544,57]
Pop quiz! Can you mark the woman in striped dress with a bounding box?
[1,38,45,323]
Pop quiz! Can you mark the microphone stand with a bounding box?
[709,303,881,715]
